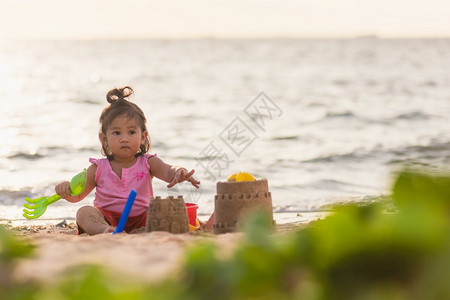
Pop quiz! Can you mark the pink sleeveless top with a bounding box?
[89,154,155,216]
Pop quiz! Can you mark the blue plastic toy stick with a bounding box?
[113,189,137,234]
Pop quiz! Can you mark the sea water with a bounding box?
[1,38,450,222]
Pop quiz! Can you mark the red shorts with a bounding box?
[77,207,147,234]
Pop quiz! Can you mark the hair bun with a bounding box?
[106,86,134,104]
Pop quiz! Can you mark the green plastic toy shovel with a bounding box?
[23,169,87,219]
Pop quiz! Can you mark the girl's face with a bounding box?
[100,115,148,161]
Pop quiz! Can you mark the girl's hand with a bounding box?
[55,181,72,199]
[167,168,200,189]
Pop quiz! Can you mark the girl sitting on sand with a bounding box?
[55,86,200,235]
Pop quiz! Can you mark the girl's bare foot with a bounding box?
[104,226,115,233]
[199,212,215,231]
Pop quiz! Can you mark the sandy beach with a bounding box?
[4,212,325,285]
[13,227,231,284]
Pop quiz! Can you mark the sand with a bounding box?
[5,216,321,285]
[12,228,227,283]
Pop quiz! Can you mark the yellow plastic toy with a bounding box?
[189,219,200,231]
[227,172,255,182]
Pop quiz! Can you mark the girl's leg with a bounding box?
[76,206,115,235]
[201,212,215,231]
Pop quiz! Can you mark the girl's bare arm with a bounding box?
[148,156,200,188]
[55,164,97,203]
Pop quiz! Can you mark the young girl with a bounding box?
[55,86,200,235]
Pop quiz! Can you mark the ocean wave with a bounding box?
[0,188,32,205]
[4,146,99,161]
[393,141,450,154]
[393,111,432,121]
[302,152,363,163]
[7,152,44,160]
[316,110,436,126]
[76,146,100,152]
[78,98,101,105]
[306,179,361,191]
[325,111,356,119]
[272,135,298,141]
[301,110,369,126]
[303,141,450,166]
[387,142,450,167]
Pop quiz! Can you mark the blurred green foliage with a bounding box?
[0,225,36,300]
[0,225,35,264]
[1,168,449,299]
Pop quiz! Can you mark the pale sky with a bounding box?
[0,0,449,39]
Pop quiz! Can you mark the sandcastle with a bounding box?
[145,195,189,234]
[213,177,274,234]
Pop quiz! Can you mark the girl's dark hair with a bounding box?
[100,86,151,160]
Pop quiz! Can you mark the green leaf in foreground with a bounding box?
[0,225,35,263]
[0,225,37,300]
